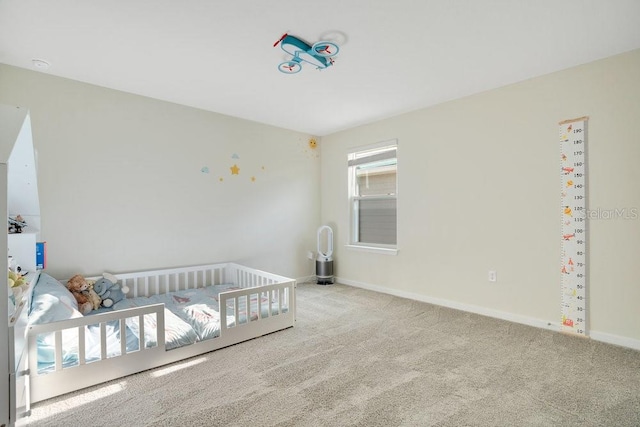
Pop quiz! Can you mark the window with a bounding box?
[348,141,397,250]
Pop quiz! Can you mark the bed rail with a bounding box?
[220,280,296,333]
[224,263,293,288]
[101,262,291,298]
[27,304,165,402]
[104,264,228,298]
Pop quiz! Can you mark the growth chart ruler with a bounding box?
[559,116,588,336]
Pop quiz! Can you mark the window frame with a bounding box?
[347,139,398,255]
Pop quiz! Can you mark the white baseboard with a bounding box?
[336,276,561,333]
[589,330,640,351]
[338,277,640,350]
[335,276,640,350]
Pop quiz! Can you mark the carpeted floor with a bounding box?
[22,282,640,426]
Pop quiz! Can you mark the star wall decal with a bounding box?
[230,164,240,175]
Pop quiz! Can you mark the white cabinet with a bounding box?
[1,104,41,427]
[6,105,40,275]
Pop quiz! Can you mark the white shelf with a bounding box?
[8,233,38,273]
[1,104,41,426]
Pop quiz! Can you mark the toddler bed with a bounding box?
[22,262,296,408]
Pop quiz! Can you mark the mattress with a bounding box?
[114,283,287,342]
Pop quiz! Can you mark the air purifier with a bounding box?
[316,225,334,285]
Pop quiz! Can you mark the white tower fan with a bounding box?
[316,225,334,285]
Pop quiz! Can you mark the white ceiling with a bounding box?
[1,1,639,136]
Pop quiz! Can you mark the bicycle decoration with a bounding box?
[273,33,339,74]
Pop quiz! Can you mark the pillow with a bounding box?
[29,273,85,369]
[29,273,82,324]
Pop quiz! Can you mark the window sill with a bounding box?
[345,245,398,255]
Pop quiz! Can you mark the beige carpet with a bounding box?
[23,282,640,426]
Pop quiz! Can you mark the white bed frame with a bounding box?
[17,262,295,419]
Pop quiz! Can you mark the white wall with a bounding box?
[0,64,320,280]
[320,49,640,347]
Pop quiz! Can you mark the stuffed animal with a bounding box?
[8,269,26,289]
[7,269,29,303]
[85,283,102,310]
[66,274,94,315]
[93,273,129,308]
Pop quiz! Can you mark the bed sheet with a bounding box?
[34,320,140,373]
[113,298,199,350]
[115,283,288,342]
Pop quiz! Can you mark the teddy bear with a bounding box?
[66,274,98,315]
[93,273,129,308]
[85,282,102,310]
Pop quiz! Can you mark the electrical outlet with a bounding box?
[488,270,497,282]
[307,251,315,260]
